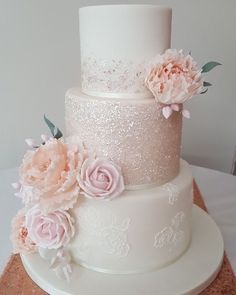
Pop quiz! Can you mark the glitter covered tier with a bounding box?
[65,88,182,188]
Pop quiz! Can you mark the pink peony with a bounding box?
[11,208,37,254]
[145,49,203,105]
[77,157,125,200]
[19,138,81,212]
[25,205,75,249]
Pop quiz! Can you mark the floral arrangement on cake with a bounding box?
[11,116,125,280]
[10,49,220,281]
[145,49,221,119]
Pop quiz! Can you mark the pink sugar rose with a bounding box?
[11,208,37,254]
[19,138,81,212]
[77,157,125,200]
[145,49,203,105]
[25,205,75,249]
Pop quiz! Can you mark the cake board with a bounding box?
[21,205,224,295]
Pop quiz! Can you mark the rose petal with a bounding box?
[25,138,36,148]
[162,106,173,119]
[182,109,191,119]
[41,134,49,142]
[12,182,21,191]
[171,104,180,112]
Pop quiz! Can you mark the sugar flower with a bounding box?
[37,247,73,281]
[50,249,73,281]
[145,49,204,118]
[145,49,203,104]
[18,138,81,212]
[78,157,125,200]
[10,208,37,254]
[25,205,75,250]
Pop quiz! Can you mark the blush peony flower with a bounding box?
[19,138,81,212]
[10,208,37,254]
[145,49,203,105]
[25,205,75,249]
[77,157,125,200]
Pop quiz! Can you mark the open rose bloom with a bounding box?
[145,49,203,118]
[25,205,75,249]
[78,157,125,200]
[18,138,81,212]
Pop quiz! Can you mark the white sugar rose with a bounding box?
[77,157,125,200]
[145,49,203,105]
[25,205,75,249]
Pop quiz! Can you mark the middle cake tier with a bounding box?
[65,88,182,188]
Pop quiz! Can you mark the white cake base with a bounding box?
[21,205,224,295]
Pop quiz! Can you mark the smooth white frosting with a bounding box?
[79,5,172,98]
[67,160,193,274]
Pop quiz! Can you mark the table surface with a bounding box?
[1,165,236,276]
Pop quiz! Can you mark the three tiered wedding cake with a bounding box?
[65,5,192,273]
[11,4,222,292]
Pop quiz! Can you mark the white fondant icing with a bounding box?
[154,211,185,251]
[67,160,193,274]
[21,206,224,294]
[74,208,131,259]
[79,5,172,97]
[161,183,179,205]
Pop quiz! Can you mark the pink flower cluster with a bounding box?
[11,137,125,255]
[145,49,203,119]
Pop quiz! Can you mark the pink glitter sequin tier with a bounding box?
[65,88,182,188]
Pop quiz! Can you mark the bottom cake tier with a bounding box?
[67,160,193,274]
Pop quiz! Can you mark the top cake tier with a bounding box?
[79,5,172,99]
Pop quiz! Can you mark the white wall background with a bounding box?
[0,0,235,172]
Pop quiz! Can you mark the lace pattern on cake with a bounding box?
[161,183,179,205]
[81,57,150,96]
[154,211,185,251]
[77,207,131,258]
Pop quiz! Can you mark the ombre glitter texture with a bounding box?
[65,88,182,188]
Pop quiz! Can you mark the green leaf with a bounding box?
[200,88,209,94]
[201,61,221,73]
[44,114,55,136]
[54,127,63,140]
[43,115,63,139]
[203,81,212,87]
